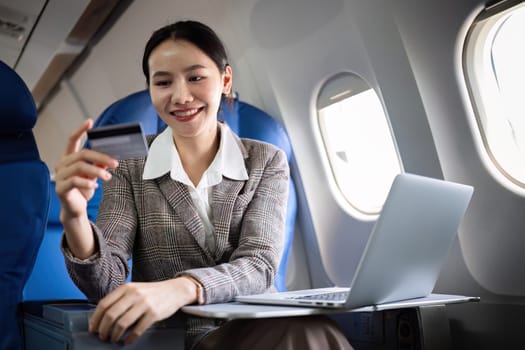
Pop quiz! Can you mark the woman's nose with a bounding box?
[170,82,193,105]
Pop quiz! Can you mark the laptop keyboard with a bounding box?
[287,291,349,301]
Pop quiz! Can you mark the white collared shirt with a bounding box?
[142,122,248,253]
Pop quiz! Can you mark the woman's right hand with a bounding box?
[54,119,119,220]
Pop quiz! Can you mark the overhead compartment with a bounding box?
[0,0,125,109]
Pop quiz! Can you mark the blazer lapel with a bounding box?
[211,178,244,259]
[156,175,213,259]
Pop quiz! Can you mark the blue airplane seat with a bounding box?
[92,89,167,134]
[23,181,87,301]
[23,94,150,303]
[90,90,297,291]
[23,180,133,302]
[228,100,297,292]
[0,60,51,350]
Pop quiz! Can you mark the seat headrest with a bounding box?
[236,101,292,161]
[94,90,167,135]
[0,61,37,132]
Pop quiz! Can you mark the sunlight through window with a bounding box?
[317,73,401,215]
[464,3,525,186]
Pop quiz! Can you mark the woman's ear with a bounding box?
[222,65,233,95]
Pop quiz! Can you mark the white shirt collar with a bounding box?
[142,122,248,183]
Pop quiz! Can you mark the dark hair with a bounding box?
[142,20,229,85]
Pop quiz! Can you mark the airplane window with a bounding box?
[317,72,401,215]
[464,2,525,187]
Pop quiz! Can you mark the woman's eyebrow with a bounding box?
[151,65,207,78]
[183,64,207,73]
[151,71,171,79]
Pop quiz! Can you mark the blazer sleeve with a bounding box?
[178,146,289,304]
[62,162,136,302]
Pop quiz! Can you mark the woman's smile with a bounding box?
[170,106,205,122]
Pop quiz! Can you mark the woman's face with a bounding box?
[148,39,232,142]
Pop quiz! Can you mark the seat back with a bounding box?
[23,181,87,301]
[0,61,50,350]
[223,99,297,292]
[92,90,167,133]
[90,90,296,291]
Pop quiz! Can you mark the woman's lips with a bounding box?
[170,107,203,122]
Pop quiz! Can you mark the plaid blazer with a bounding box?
[64,131,289,341]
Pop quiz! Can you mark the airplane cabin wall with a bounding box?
[392,0,525,300]
[390,1,525,347]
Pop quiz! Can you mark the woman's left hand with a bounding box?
[88,277,198,345]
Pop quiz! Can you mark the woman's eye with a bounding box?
[189,76,204,82]
[154,80,170,87]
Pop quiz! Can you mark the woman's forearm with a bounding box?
[62,211,97,259]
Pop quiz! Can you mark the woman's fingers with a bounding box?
[64,119,93,156]
[89,286,127,339]
[55,156,114,182]
[55,119,118,187]
[122,311,156,345]
[56,148,118,177]
[110,304,149,344]
[89,282,180,345]
[55,175,98,195]
[89,285,151,344]
[54,120,119,216]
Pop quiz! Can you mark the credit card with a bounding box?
[87,122,148,159]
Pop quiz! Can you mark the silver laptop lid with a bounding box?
[344,173,473,308]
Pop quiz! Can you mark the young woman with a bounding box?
[55,20,353,349]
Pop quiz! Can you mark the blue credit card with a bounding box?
[87,122,148,159]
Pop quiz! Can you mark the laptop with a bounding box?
[236,173,474,309]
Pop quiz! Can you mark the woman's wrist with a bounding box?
[62,214,98,259]
[179,276,205,305]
